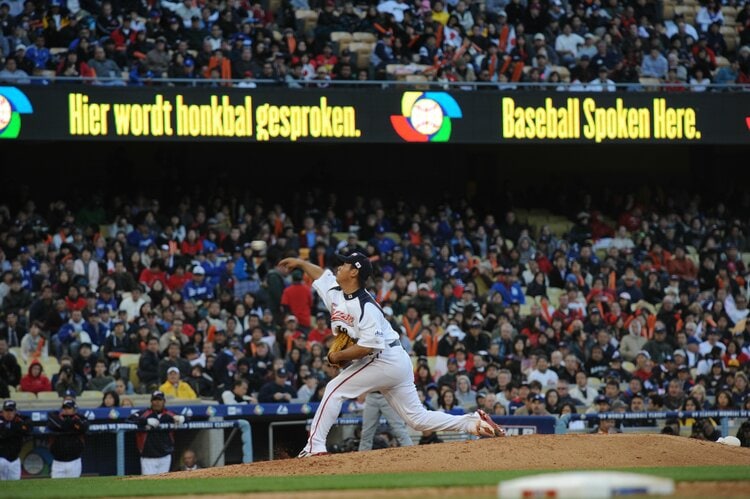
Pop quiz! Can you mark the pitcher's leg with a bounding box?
[381,382,477,433]
[301,358,378,455]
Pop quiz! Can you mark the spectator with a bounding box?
[87,359,115,392]
[180,449,200,471]
[258,367,297,403]
[159,366,198,399]
[0,57,31,84]
[19,360,52,394]
[221,378,256,404]
[641,47,668,79]
[100,390,120,408]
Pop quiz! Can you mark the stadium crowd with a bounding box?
[0,188,749,445]
[0,0,749,88]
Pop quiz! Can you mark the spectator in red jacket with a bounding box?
[20,360,53,394]
[280,269,313,331]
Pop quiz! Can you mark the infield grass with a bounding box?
[4,465,748,498]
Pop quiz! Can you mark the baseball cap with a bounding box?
[336,251,372,282]
[276,367,288,377]
[532,394,544,402]
[62,399,77,409]
[193,265,205,275]
[15,43,26,51]
[285,314,298,323]
[151,390,166,400]
[497,9,507,17]
[229,339,241,349]
[611,400,627,410]
[594,394,609,404]
[687,336,701,345]
[3,400,16,411]
[418,283,430,291]
[167,366,180,375]
[610,350,621,361]
[673,349,687,358]
[636,350,651,359]
[619,292,632,300]
[534,33,545,41]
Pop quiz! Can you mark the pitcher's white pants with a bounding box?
[358,391,415,450]
[302,346,477,454]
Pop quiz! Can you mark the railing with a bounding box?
[33,420,253,476]
[3,75,750,91]
[560,409,750,436]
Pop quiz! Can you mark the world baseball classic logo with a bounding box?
[0,87,33,139]
[390,92,462,142]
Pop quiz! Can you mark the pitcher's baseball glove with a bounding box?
[327,327,355,368]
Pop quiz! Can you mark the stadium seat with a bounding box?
[80,390,104,399]
[352,32,377,43]
[551,65,570,82]
[331,31,353,54]
[722,6,737,19]
[12,392,38,400]
[37,391,61,400]
[674,5,695,23]
[348,42,374,70]
[715,56,730,68]
[41,358,60,375]
[294,9,318,32]
[268,0,282,13]
[639,77,662,90]
[547,287,564,306]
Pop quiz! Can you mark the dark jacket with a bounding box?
[46,410,88,461]
[258,381,297,403]
[0,413,33,460]
[128,408,176,458]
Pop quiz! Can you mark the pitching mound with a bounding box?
[154,434,750,480]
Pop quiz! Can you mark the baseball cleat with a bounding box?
[297,449,329,458]
[476,409,506,437]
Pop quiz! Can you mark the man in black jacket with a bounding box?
[1,400,32,480]
[137,337,161,393]
[46,399,88,478]
[128,391,185,475]
[258,368,297,403]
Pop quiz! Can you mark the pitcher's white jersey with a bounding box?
[313,269,400,350]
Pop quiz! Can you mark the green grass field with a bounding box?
[4,466,748,499]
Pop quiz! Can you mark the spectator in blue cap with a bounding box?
[258,367,297,403]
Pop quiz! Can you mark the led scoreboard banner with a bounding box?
[1,86,748,144]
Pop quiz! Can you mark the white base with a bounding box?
[498,471,675,499]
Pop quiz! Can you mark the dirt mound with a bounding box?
[153,434,750,480]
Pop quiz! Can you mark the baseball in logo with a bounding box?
[390,91,462,142]
[0,87,34,139]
